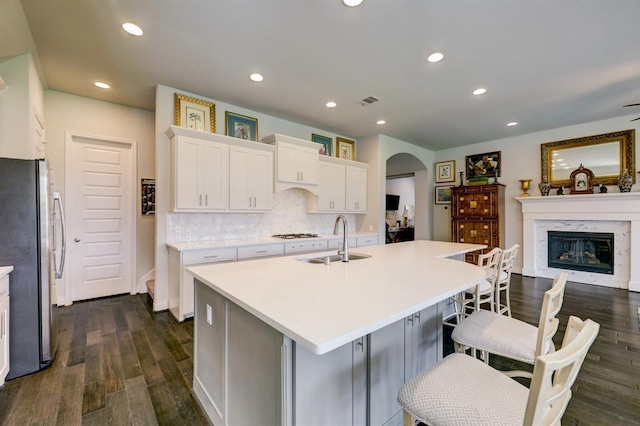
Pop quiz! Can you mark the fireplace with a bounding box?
[548,231,614,275]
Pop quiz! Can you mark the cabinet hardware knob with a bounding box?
[74,238,81,242]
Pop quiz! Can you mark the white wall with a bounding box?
[433,115,640,273]
[45,91,155,303]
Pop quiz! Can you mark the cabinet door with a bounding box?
[250,149,273,210]
[369,319,405,426]
[200,141,229,209]
[0,296,9,385]
[405,306,440,380]
[297,145,319,184]
[229,146,252,209]
[174,136,228,211]
[294,339,365,426]
[276,142,300,183]
[346,166,367,212]
[230,147,273,210]
[175,136,203,209]
[317,162,345,211]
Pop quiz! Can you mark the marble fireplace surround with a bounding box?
[516,193,640,292]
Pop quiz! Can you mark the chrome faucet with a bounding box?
[333,214,349,262]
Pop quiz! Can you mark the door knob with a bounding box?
[74,238,81,242]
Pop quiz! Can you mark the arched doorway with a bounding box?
[385,153,428,242]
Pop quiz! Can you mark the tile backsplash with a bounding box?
[167,188,357,242]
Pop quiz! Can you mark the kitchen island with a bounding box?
[189,240,485,426]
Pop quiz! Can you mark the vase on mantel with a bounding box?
[539,179,551,196]
[617,168,633,192]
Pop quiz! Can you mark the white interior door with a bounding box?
[66,134,135,302]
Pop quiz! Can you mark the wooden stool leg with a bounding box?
[403,410,415,426]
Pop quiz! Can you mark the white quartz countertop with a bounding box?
[166,232,378,251]
[188,240,486,355]
[0,266,13,279]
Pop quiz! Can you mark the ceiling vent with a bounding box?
[358,95,380,106]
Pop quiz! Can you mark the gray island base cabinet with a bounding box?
[190,241,485,426]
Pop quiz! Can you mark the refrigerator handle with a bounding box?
[53,191,67,279]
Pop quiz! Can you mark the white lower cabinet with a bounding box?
[193,280,442,426]
[0,273,10,386]
[168,247,237,321]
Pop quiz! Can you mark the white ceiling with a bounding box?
[3,0,640,151]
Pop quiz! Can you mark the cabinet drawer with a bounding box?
[356,235,378,247]
[238,244,284,260]
[327,236,357,250]
[284,240,328,255]
[182,247,237,265]
[0,275,8,300]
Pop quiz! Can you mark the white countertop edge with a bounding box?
[166,232,379,251]
[189,241,486,355]
[0,266,14,278]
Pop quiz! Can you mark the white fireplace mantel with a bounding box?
[516,192,640,292]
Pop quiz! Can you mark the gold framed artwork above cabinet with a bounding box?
[337,137,356,161]
[225,111,258,141]
[435,160,456,183]
[466,151,501,179]
[174,93,216,133]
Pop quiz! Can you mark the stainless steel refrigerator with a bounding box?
[0,158,66,379]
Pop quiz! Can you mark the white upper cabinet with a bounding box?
[308,156,368,214]
[171,134,229,211]
[166,126,275,213]
[229,145,274,211]
[263,134,321,193]
[346,164,367,213]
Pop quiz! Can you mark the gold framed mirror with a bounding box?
[541,129,635,187]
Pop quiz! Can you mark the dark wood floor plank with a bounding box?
[157,358,207,424]
[161,328,190,362]
[125,376,158,426]
[147,381,184,426]
[102,333,125,395]
[30,350,69,425]
[81,389,131,425]
[82,381,105,415]
[117,330,143,380]
[84,342,104,385]
[55,364,84,426]
[130,330,164,386]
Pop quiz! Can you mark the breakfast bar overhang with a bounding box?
[188,240,486,426]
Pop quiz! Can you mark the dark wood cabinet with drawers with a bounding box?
[451,184,505,263]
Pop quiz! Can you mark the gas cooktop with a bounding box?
[272,233,319,239]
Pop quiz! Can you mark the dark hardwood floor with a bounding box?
[0,274,639,425]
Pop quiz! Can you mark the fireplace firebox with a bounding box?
[548,231,614,275]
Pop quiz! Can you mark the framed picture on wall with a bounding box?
[174,93,216,132]
[312,133,332,156]
[466,151,501,179]
[435,186,452,205]
[435,160,456,183]
[337,137,356,161]
[225,111,258,141]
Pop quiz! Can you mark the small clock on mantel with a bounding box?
[569,164,594,194]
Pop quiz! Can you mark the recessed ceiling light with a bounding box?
[376,120,386,125]
[94,82,110,89]
[427,52,444,63]
[472,88,487,96]
[342,0,363,7]
[249,73,264,82]
[326,101,337,108]
[507,121,518,127]
[122,23,143,36]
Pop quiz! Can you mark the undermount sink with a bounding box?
[298,253,372,264]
